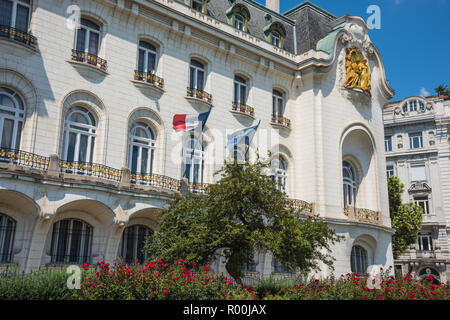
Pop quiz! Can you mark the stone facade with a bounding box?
[384,95,450,283]
[0,0,394,278]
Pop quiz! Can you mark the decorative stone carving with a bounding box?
[343,46,371,94]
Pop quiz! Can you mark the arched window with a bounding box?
[234,14,244,31]
[0,87,25,150]
[350,245,367,274]
[75,18,100,56]
[263,21,286,48]
[121,224,153,264]
[137,40,157,75]
[343,161,357,208]
[189,59,205,91]
[234,75,247,105]
[0,0,31,32]
[271,156,287,191]
[190,0,207,13]
[50,219,92,264]
[129,122,155,176]
[0,213,16,263]
[272,89,284,117]
[271,31,281,47]
[182,133,204,185]
[62,107,97,163]
[226,3,250,32]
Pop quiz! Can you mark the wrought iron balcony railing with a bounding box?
[288,199,314,215]
[0,148,49,170]
[134,70,164,89]
[71,49,107,71]
[60,161,122,182]
[232,102,254,118]
[271,115,291,128]
[130,173,181,192]
[0,25,37,48]
[344,206,381,225]
[186,87,212,103]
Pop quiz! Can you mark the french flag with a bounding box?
[173,106,211,132]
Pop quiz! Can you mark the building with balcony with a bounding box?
[0,0,395,278]
[383,95,450,283]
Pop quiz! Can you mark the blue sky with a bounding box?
[255,0,450,102]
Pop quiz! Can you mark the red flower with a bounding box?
[431,290,437,295]
[378,295,384,299]
[82,263,89,270]
[163,289,168,295]
[204,266,210,272]
[172,277,179,280]
[385,287,391,292]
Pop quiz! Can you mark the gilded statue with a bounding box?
[343,46,371,94]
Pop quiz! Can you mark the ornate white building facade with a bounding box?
[384,95,450,283]
[0,0,394,277]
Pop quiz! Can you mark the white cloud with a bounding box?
[395,0,403,4]
[420,87,430,97]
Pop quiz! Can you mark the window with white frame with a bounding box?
[182,133,204,185]
[129,122,155,176]
[386,165,394,178]
[137,41,157,75]
[419,101,425,111]
[350,245,368,274]
[409,132,423,149]
[271,156,287,191]
[234,14,244,31]
[62,107,97,163]
[0,0,31,32]
[343,161,357,208]
[271,31,281,47]
[272,89,284,117]
[402,103,408,113]
[121,224,153,264]
[191,0,204,12]
[414,196,430,215]
[50,219,92,264]
[234,75,247,105]
[418,232,433,251]
[409,100,417,112]
[384,136,392,152]
[0,87,24,150]
[189,59,205,91]
[75,18,100,56]
[0,213,16,263]
[410,163,426,181]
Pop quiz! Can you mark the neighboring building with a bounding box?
[0,0,395,278]
[383,95,450,283]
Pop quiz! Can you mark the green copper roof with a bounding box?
[316,22,346,55]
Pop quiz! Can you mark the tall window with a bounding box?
[0,213,15,263]
[351,245,368,274]
[273,257,295,274]
[419,101,425,111]
[75,18,100,56]
[234,75,247,105]
[121,224,153,264]
[0,0,30,32]
[418,232,432,251]
[271,156,287,191]
[343,161,357,208]
[409,100,417,112]
[50,219,92,264]
[271,31,281,47]
[183,134,204,185]
[0,87,24,150]
[63,107,97,163]
[272,90,284,117]
[137,41,157,75]
[386,165,394,178]
[234,14,244,31]
[129,122,155,176]
[384,136,392,152]
[242,251,258,273]
[402,103,408,113]
[414,196,430,215]
[410,163,426,181]
[409,132,423,149]
[189,59,205,91]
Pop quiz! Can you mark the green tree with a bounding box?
[434,84,448,96]
[387,176,423,259]
[145,157,342,283]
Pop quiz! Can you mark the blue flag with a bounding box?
[225,121,261,149]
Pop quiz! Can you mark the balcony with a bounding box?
[0,25,37,52]
[130,173,181,192]
[270,115,291,129]
[288,199,314,216]
[132,70,165,95]
[69,49,108,75]
[231,102,255,119]
[415,250,437,259]
[60,160,122,182]
[344,206,381,226]
[0,148,48,170]
[185,87,212,108]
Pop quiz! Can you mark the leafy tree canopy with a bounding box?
[145,157,342,282]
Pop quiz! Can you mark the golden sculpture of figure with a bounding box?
[343,46,371,94]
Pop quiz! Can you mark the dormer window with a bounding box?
[234,14,244,31]
[271,32,281,47]
[190,0,207,14]
[409,100,417,112]
[419,101,425,111]
[263,21,286,49]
